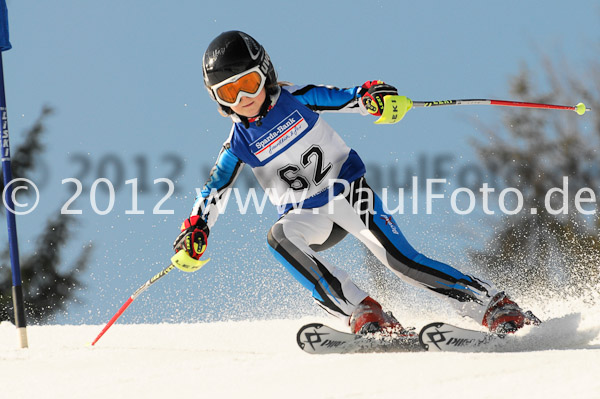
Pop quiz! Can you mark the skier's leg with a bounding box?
[267,209,368,324]
[329,177,497,325]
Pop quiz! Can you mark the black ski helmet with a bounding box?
[202,31,277,114]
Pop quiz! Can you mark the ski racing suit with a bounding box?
[192,84,498,325]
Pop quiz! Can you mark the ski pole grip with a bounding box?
[374,95,413,124]
[171,251,210,272]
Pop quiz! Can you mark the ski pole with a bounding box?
[411,99,590,115]
[90,263,176,346]
[90,251,210,346]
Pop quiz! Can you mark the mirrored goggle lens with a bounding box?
[215,71,263,105]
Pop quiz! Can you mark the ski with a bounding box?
[297,322,505,354]
[418,322,503,352]
[296,323,422,354]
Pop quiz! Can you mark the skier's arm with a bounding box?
[284,84,366,114]
[172,140,244,270]
[284,81,410,123]
[191,142,245,229]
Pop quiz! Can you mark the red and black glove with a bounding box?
[360,80,398,117]
[173,215,210,260]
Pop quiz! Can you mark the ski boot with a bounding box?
[482,292,541,333]
[349,296,410,337]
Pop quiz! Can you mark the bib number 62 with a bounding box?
[277,145,332,191]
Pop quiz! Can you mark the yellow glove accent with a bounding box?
[171,250,211,273]
[374,95,413,124]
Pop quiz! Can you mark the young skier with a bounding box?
[173,30,540,335]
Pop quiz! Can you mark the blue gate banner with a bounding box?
[0,0,11,52]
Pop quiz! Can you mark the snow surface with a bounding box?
[1,299,600,399]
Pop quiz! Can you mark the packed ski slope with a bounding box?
[1,298,599,399]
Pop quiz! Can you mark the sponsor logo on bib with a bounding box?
[251,110,308,162]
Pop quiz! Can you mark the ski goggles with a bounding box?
[210,66,267,107]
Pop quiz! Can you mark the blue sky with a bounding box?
[2,0,599,324]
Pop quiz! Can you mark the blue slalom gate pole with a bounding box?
[1,0,28,348]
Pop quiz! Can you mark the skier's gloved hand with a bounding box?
[173,215,209,260]
[360,80,412,124]
[360,80,398,117]
[171,215,211,272]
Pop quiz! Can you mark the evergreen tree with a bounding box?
[470,58,600,298]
